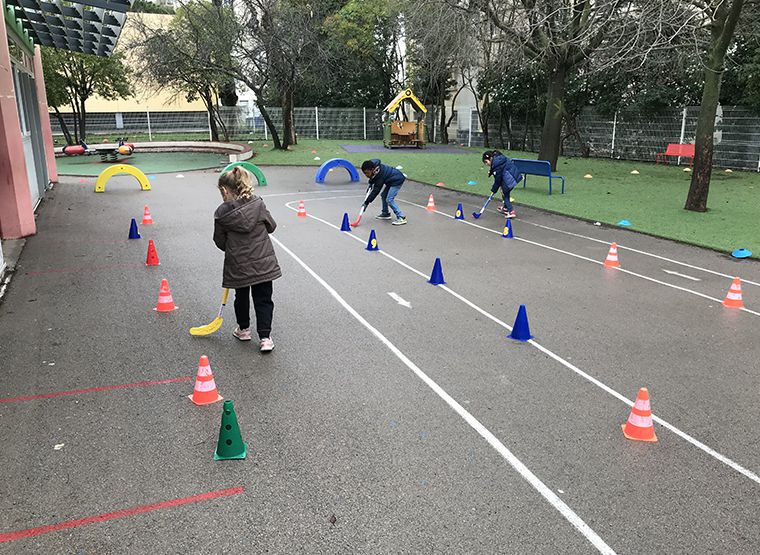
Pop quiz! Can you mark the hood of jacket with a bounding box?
[490,154,508,176]
[214,197,262,233]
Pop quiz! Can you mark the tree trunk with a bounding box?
[218,81,238,107]
[439,98,448,144]
[685,0,745,212]
[281,84,296,149]
[54,107,73,145]
[479,97,490,148]
[538,64,568,170]
[70,100,79,144]
[255,93,281,150]
[78,98,87,142]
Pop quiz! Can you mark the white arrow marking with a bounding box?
[388,292,412,308]
[662,269,701,281]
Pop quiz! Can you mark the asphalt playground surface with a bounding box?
[1,165,760,553]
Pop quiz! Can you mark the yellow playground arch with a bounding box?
[94,164,151,193]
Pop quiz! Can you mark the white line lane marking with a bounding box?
[388,292,412,308]
[498,214,760,288]
[271,234,616,555]
[285,198,760,488]
[662,269,701,281]
[399,200,760,318]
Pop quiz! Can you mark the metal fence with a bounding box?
[457,105,760,171]
[50,105,760,170]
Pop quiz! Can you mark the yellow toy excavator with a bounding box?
[383,89,427,148]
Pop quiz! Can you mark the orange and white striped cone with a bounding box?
[153,278,178,312]
[426,194,436,212]
[622,387,657,442]
[188,355,223,405]
[604,242,621,268]
[141,205,154,225]
[297,200,307,218]
[722,277,744,309]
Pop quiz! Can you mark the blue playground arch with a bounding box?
[315,158,360,184]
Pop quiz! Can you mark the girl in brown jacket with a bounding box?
[214,167,282,352]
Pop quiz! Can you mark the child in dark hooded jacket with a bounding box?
[483,150,522,218]
[214,166,281,352]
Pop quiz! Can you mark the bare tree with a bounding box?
[465,0,696,169]
[685,0,757,212]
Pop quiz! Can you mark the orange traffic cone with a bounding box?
[188,355,223,405]
[153,278,178,312]
[604,243,621,268]
[622,387,657,442]
[426,194,436,212]
[145,239,160,266]
[297,200,307,217]
[141,205,153,225]
[722,277,744,309]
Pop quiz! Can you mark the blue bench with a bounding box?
[512,159,565,195]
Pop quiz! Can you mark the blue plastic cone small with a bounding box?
[128,218,141,239]
[340,213,351,232]
[428,257,446,285]
[508,304,533,341]
[502,218,514,239]
[454,203,464,220]
[366,229,379,251]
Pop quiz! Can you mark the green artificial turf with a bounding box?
[249,139,760,257]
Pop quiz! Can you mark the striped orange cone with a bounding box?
[141,205,154,225]
[426,194,436,212]
[297,200,307,217]
[153,278,178,312]
[722,277,744,309]
[622,387,657,442]
[604,242,621,268]
[188,355,223,405]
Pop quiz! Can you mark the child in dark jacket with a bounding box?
[483,150,522,218]
[361,159,407,225]
[214,167,282,352]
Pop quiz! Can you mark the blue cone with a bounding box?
[366,229,379,251]
[128,218,141,239]
[508,304,533,341]
[428,257,445,285]
[502,218,514,239]
[731,248,752,259]
[454,203,464,220]
[340,213,351,232]
[617,219,631,227]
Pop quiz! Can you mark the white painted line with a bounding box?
[271,234,616,555]
[285,198,760,488]
[662,269,701,281]
[388,292,412,308]
[501,215,760,288]
[399,200,760,318]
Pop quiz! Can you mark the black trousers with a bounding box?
[234,281,274,339]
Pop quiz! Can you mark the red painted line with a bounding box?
[0,487,244,543]
[0,377,193,403]
[25,263,144,277]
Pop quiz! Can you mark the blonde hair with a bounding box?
[218,166,254,200]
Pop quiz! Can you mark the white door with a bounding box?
[13,66,39,207]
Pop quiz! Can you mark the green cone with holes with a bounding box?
[214,400,248,460]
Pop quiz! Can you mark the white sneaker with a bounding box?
[260,337,275,352]
[233,327,252,341]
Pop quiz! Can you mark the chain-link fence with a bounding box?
[51,105,760,170]
[457,105,760,171]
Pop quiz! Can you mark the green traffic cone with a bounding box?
[214,400,247,460]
